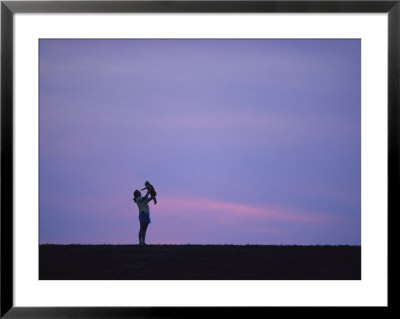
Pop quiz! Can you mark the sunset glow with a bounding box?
[39,39,361,245]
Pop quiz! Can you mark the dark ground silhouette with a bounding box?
[39,244,361,280]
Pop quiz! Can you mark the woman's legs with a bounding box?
[138,225,142,244]
[138,222,149,245]
[142,222,149,244]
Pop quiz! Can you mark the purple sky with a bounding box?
[39,39,361,245]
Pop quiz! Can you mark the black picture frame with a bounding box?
[1,0,395,317]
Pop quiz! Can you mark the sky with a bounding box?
[39,39,361,245]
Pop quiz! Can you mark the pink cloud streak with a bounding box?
[158,196,339,224]
[42,193,341,224]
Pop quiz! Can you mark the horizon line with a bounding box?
[39,243,361,247]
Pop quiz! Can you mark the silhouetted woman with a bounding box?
[133,190,151,245]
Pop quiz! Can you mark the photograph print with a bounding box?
[39,39,361,280]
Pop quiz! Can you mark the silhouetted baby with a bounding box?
[141,181,157,204]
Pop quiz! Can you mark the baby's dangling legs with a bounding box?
[152,196,157,205]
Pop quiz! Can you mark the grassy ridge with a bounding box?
[39,244,361,280]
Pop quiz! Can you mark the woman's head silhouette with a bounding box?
[133,190,141,202]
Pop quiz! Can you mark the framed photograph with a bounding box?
[1,0,395,317]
